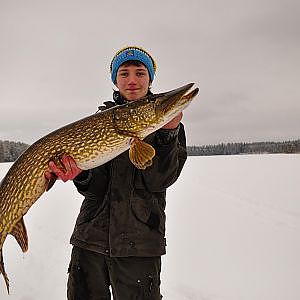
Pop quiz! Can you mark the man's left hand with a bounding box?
[45,155,82,182]
[161,112,183,129]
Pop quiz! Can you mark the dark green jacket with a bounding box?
[70,101,187,257]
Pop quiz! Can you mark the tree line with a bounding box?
[187,139,300,156]
[0,139,299,163]
[0,140,29,162]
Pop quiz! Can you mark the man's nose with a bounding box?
[127,74,137,84]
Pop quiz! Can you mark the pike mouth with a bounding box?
[155,83,199,117]
[180,86,199,104]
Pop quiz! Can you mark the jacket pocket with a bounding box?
[130,189,166,234]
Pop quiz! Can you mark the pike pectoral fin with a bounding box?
[129,138,155,169]
[11,217,28,253]
[45,172,58,192]
[0,249,10,294]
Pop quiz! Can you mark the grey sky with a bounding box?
[1,0,299,145]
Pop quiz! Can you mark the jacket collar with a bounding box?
[113,90,153,105]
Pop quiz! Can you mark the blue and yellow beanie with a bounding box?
[110,46,156,83]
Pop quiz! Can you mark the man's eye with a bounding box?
[137,72,145,77]
[120,72,128,77]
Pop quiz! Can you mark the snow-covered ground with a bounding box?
[0,154,300,300]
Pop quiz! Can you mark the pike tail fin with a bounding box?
[0,218,28,294]
[0,249,10,294]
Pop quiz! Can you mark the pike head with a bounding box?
[113,83,199,139]
[112,83,199,169]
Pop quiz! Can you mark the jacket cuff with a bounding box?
[156,125,180,146]
[73,170,92,185]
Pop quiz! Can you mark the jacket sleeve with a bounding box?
[73,165,111,200]
[139,123,187,192]
[73,170,92,194]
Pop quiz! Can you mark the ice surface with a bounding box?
[0,154,300,299]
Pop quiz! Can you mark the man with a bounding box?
[45,46,187,299]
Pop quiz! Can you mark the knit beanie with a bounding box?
[110,46,156,83]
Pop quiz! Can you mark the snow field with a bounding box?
[0,154,299,299]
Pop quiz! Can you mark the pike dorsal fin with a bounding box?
[129,138,155,169]
[11,217,28,253]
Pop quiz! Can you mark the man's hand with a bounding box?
[45,155,82,182]
[161,112,183,129]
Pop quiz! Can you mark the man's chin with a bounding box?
[124,92,142,101]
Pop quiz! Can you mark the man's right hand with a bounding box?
[45,155,82,182]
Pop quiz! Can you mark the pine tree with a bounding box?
[0,142,4,162]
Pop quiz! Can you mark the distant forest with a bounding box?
[0,140,29,162]
[0,139,299,162]
[187,139,300,156]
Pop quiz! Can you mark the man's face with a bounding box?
[115,63,150,101]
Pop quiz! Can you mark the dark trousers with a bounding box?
[67,246,162,300]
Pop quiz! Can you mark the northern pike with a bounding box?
[0,83,198,293]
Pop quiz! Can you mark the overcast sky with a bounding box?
[1,0,299,146]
